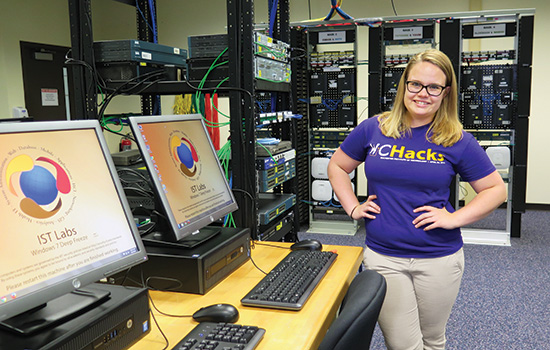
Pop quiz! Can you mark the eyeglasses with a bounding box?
[406,81,447,97]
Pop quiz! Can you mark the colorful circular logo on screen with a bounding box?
[170,135,198,177]
[6,155,71,219]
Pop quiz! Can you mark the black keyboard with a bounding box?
[241,250,337,310]
[171,322,265,350]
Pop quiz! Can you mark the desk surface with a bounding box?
[129,242,364,350]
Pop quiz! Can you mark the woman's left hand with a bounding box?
[412,206,457,231]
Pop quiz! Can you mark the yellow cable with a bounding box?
[173,94,196,114]
[173,94,185,114]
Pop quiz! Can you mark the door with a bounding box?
[20,41,76,121]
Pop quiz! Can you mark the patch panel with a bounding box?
[462,50,515,64]
[460,65,517,129]
[309,50,355,69]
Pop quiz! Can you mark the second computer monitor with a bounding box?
[129,114,238,248]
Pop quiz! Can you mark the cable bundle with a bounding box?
[324,0,353,21]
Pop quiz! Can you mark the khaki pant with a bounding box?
[363,247,464,350]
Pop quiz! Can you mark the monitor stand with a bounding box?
[0,286,110,335]
[141,226,221,249]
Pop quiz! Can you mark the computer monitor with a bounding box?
[128,114,238,248]
[0,120,147,334]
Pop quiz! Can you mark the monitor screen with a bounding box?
[128,114,238,247]
[0,120,147,324]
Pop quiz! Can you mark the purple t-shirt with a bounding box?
[340,116,496,258]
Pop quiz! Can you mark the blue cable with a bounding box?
[335,2,353,19]
[324,0,353,21]
[147,0,158,43]
[323,97,343,111]
[271,93,277,113]
[255,100,271,113]
[324,6,336,20]
[268,0,279,37]
[135,1,156,37]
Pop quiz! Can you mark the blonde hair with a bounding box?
[378,49,463,147]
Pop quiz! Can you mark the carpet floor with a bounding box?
[299,209,550,349]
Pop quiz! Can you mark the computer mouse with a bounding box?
[192,303,239,323]
[290,239,323,251]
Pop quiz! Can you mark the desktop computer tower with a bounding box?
[111,227,250,294]
[0,284,150,350]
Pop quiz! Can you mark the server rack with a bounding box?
[302,25,360,235]
[68,0,194,119]
[440,11,534,242]
[227,0,300,241]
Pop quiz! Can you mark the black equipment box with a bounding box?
[186,57,229,86]
[255,140,292,157]
[188,34,228,58]
[94,40,187,67]
[96,62,179,84]
[111,227,250,294]
[0,284,150,350]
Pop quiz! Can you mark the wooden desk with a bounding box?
[129,242,364,350]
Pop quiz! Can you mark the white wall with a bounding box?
[0,0,547,205]
[0,0,71,118]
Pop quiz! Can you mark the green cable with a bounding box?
[196,61,230,127]
[201,75,231,127]
[100,117,124,133]
[256,141,277,164]
[210,77,231,119]
[227,213,235,228]
[216,140,236,228]
[254,42,286,58]
[97,84,105,103]
[102,123,124,133]
[217,141,231,181]
[194,48,228,117]
[196,60,228,109]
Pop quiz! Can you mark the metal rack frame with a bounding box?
[227,0,300,240]
[300,24,360,236]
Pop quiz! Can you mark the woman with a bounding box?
[328,49,506,350]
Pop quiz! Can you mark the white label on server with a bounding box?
[141,51,152,60]
[318,31,346,43]
[393,27,423,40]
[473,24,506,37]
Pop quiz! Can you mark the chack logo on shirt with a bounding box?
[369,143,445,164]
